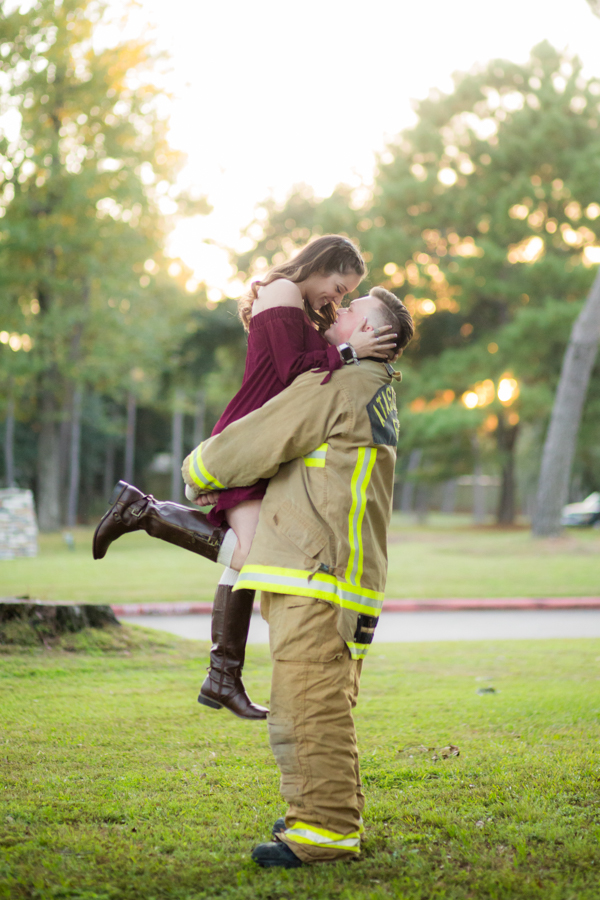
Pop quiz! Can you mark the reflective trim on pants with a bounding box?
[283,821,361,852]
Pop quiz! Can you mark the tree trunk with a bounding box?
[414,483,429,525]
[124,391,136,484]
[471,436,486,525]
[171,391,184,503]
[37,393,61,531]
[4,398,16,488]
[66,386,83,528]
[400,449,422,512]
[496,415,520,525]
[58,395,71,519]
[193,388,206,447]
[441,479,457,514]
[103,439,115,500]
[532,269,600,536]
[473,463,486,524]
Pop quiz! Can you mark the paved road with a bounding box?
[119,609,600,643]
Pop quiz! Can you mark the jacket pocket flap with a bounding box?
[273,499,328,558]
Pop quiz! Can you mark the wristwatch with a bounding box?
[338,342,359,365]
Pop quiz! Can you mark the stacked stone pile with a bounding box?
[0,488,38,560]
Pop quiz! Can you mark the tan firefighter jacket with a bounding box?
[182,359,400,660]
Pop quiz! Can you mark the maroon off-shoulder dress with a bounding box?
[206,306,342,527]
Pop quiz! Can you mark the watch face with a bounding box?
[339,344,354,363]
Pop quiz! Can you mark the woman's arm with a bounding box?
[260,307,343,386]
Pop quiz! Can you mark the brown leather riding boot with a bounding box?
[93,480,227,561]
[198,584,269,720]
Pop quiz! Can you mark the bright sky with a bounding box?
[110,0,600,295]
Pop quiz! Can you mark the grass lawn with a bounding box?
[1,629,599,899]
[1,515,599,605]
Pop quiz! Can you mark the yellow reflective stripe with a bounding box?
[237,565,383,601]
[346,447,377,588]
[303,442,328,468]
[235,564,383,616]
[190,443,225,491]
[346,641,370,660]
[284,821,361,850]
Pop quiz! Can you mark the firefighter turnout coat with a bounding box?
[182,359,400,660]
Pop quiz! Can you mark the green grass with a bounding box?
[1,631,599,899]
[1,515,599,604]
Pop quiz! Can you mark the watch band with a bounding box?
[338,343,359,365]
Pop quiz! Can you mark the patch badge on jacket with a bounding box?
[367,384,400,446]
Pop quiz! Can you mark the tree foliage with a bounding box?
[235,42,600,520]
[0,0,214,525]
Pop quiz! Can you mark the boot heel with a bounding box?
[108,480,129,505]
[198,694,223,710]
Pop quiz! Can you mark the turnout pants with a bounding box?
[260,591,364,863]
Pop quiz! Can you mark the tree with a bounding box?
[0,0,195,527]
[528,0,600,535]
[237,42,600,524]
[532,270,600,534]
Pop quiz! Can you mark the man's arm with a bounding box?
[182,369,352,492]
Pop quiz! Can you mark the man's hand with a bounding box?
[185,482,221,506]
[192,491,221,507]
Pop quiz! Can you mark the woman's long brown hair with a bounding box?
[238,235,366,333]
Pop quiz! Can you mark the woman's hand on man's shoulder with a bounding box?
[254,279,303,312]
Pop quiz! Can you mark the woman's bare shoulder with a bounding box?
[253,279,303,314]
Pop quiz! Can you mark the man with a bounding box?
[181,287,414,867]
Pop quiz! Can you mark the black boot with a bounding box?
[251,841,303,869]
[93,480,227,562]
[272,817,286,840]
[198,584,269,720]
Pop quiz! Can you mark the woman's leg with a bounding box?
[225,499,262,572]
[93,481,228,562]
[198,498,268,720]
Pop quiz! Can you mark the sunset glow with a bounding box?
[93,0,600,293]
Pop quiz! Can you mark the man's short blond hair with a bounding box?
[369,287,414,358]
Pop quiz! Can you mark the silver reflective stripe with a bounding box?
[303,442,328,468]
[346,641,370,660]
[235,567,383,615]
[284,822,361,850]
[190,443,225,491]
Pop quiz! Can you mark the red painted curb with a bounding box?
[382,597,600,611]
[112,597,600,616]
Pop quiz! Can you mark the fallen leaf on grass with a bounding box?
[477,687,497,694]
[397,744,433,757]
[431,745,460,762]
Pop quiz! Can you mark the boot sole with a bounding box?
[197,692,268,719]
[197,694,223,710]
